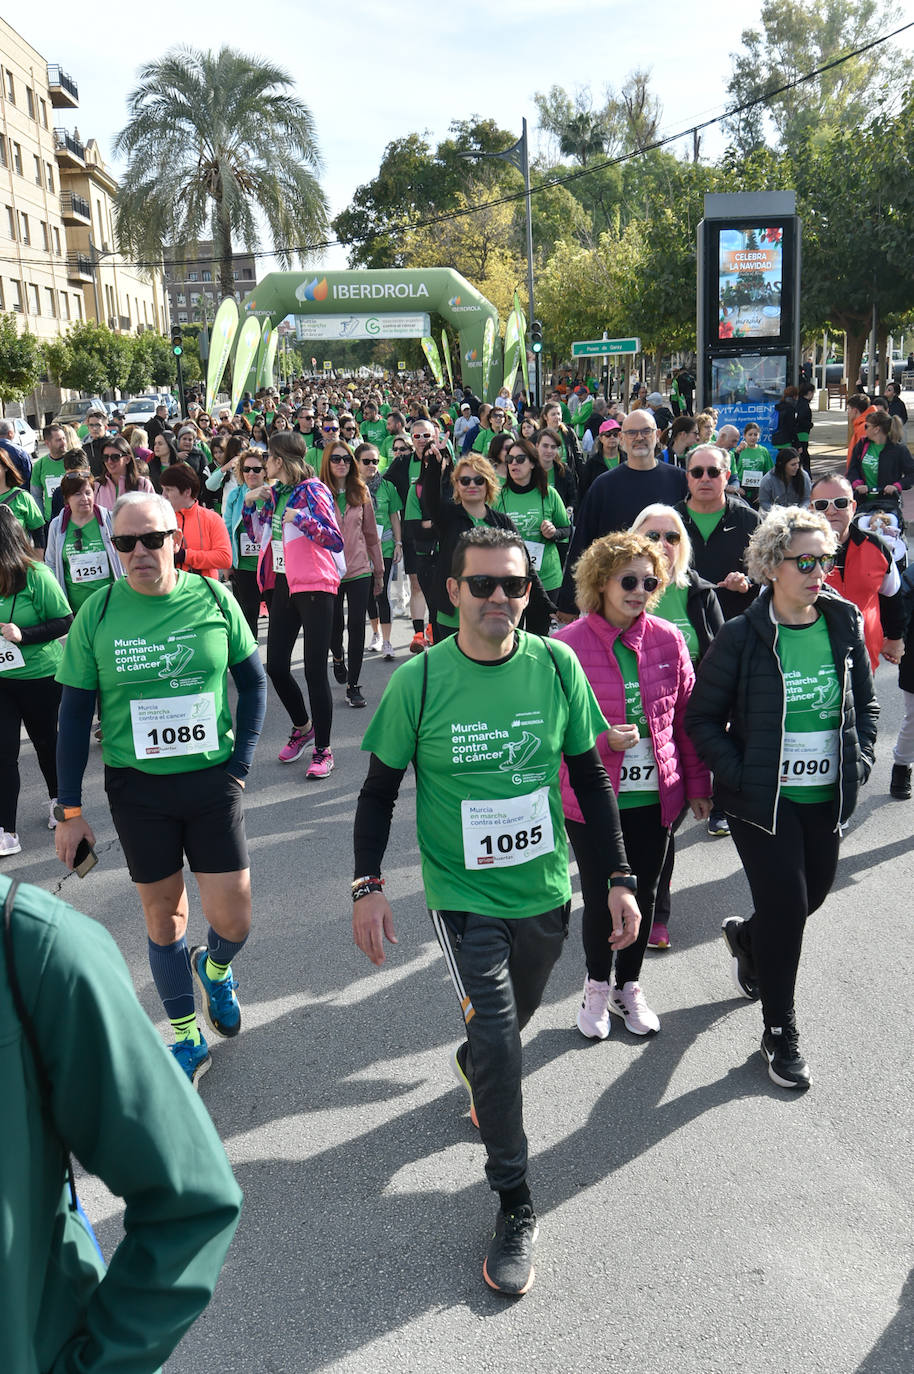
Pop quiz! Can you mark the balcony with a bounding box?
[67,252,94,282]
[53,128,85,168]
[47,66,79,108]
[60,190,91,226]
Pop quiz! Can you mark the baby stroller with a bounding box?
[854,493,907,575]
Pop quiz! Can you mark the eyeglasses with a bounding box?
[782,554,837,574]
[330,454,351,464]
[811,497,851,511]
[622,427,655,439]
[643,530,682,545]
[618,574,660,592]
[359,457,379,467]
[458,474,487,487]
[111,530,174,552]
[243,465,264,474]
[508,453,530,464]
[458,574,531,598]
[688,466,725,479]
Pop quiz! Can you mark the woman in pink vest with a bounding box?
[556,531,711,1040]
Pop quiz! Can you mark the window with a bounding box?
[40,221,48,251]
[10,279,22,312]
[52,226,60,254]
[178,312,187,322]
[61,291,70,320]
[39,98,47,129]
[191,292,200,305]
[26,87,35,119]
[74,293,83,320]
[28,283,40,314]
[18,212,30,245]
[45,286,56,317]
[12,143,22,176]
[6,207,14,239]
[5,71,15,103]
[33,154,41,185]
[46,162,54,192]
[188,271,198,282]
[177,293,186,305]
[0,140,6,168]
[202,269,212,282]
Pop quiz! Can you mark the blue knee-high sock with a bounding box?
[206,927,249,979]
[148,936,195,1022]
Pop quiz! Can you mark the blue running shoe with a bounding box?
[170,1035,211,1089]
[192,945,241,1038]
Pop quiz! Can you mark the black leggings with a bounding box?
[653,806,688,924]
[367,556,395,625]
[728,799,839,1029]
[0,674,61,831]
[567,804,669,987]
[264,576,335,750]
[331,576,372,689]
[230,567,262,639]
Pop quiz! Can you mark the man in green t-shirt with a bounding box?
[351,527,639,1297]
[54,492,267,1088]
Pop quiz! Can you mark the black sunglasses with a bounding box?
[359,457,379,466]
[112,530,174,552]
[243,465,264,474]
[643,530,682,545]
[618,574,660,592]
[330,453,352,464]
[688,466,724,479]
[458,574,531,598]
[782,553,837,574]
[458,474,487,488]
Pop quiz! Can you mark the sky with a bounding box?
[5,0,914,275]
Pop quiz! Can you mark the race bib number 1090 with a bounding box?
[461,787,555,869]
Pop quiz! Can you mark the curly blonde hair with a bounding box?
[573,530,667,615]
[745,506,836,584]
[453,454,499,507]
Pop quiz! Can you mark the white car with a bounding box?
[122,396,162,427]
[8,417,39,454]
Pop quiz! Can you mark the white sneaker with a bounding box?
[48,797,58,830]
[0,829,22,856]
[608,981,660,1035]
[382,639,395,660]
[576,977,611,1040]
[368,630,383,653]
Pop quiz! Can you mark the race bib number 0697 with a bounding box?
[461,787,555,870]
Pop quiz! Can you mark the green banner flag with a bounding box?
[441,329,454,391]
[502,310,521,396]
[482,317,496,399]
[420,336,444,386]
[256,319,273,389]
[230,316,264,413]
[205,298,239,413]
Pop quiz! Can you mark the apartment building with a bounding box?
[164,239,257,325]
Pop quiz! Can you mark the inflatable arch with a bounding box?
[239,267,502,400]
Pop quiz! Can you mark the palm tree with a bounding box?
[114,47,328,302]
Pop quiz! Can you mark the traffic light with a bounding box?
[531,320,543,355]
[171,324,184,358]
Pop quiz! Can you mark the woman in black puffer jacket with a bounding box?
[686,505,878,1092]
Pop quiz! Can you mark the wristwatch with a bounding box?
[53,804,82,822]
[609,873,638,893]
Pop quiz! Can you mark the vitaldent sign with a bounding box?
[296,313,431,340]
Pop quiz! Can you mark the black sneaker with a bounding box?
[890,763,912,800]
[721,917,759,1001]
[483,1204,538,1295]
[761,1021,810,1090]
[346,685,366,708]
[707,811,730,837]
[332,656,347,684]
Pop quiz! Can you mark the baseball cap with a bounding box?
[647,392,665,406]
[599,419,621,434]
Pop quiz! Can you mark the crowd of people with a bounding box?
[1,365,909,1335]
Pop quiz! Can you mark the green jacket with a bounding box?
[0,876,242,1373]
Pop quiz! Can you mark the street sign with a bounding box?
[322,360,332,371]
[397,360,406,372]
[572,338,640,357]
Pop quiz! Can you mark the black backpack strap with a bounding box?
[413,651,429,759]
[2,879,77,1210]
[541,636,570,704]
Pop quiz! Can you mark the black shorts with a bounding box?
[401,536,419,575]
[105,763,249,885]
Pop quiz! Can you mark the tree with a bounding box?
[114,47,328,302]
[0,316,45,406]
[43,322,134,396]
[723,0,913,155]
[533,86,616,166]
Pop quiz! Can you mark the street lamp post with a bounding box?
[459,118,539,407]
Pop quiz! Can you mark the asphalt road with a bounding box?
[10,594,914,1374]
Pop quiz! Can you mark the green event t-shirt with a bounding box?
[612,639,660,809]
[653,581,698,662]
[472,429,495,456]
[735,445,773,490]
[776,616,840,803]
[63,516,113,611]
[496,484,569,591]
[0,561,71,679]
[862,443,884,492]
[362,632,608,917]
[688,507,726,541]
[30,454,67,521]
[361,419,387,446]
[57,572,257,774]
[373,479,403,558]
[0,486,45,535]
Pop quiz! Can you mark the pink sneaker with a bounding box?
[576,977,611,1040]
[278,725,314,763]
[608,981,660,1035]
[647,921,671,950]
[306,747,334,779]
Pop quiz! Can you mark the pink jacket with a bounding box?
[556,611,711,827]
[245,478,344,595]
[337,495,383,584]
